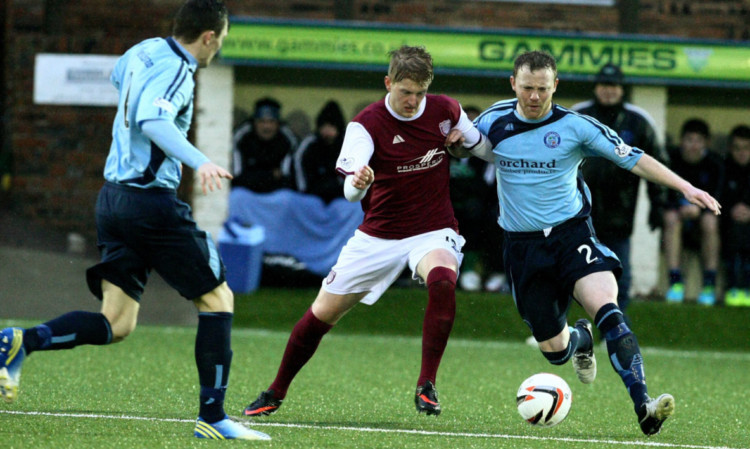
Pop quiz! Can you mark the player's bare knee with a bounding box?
[100,292,139,342]
[107,315,136,343]
[312,289,361,324]
[418,250,458,280]
[196,282,234,313]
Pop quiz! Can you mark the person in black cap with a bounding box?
[293,100,347,203]
[571,63,669,329]
[231,97,298,192]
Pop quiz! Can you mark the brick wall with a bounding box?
[639,1,750,40]
[4,0,179,241]
[2,0,748,241]
[228,1,749,38]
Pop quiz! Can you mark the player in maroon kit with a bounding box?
[242,45,490,417]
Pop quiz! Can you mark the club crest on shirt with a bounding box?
[153,97,175,114]
[614,143,633,158]
[543,131,561,148]
[439,119,451,136]
[326,270,336,284]
[338,157,354,171]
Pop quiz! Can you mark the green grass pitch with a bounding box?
[1,288,749,448]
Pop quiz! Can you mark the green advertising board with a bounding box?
[221,19,750,88]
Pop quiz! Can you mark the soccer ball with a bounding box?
[516,373,572,427]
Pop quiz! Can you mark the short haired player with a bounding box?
[0,0,269,440]
[453,50,720,436]
[243,45,491,417]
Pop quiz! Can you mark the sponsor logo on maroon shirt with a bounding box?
[397,148,446,173]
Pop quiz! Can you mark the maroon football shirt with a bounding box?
[336,94,461,239]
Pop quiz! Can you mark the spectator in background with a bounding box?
[663,119,724,305]
[294,100,347,203]
[227,100,362,287]
[231,97,298,192]
[720,125,750,306]
[571,63,668,330]
[449,105,504,292]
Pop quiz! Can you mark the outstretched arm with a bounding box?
[630,153,721,215]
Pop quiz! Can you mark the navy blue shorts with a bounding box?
[503,218,622,341]
[86,182,226,302]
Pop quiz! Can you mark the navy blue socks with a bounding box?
[196,312,233,423]
[595,303,648,410]
[23,311,112,354]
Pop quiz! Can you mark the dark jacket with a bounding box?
[231,120,298,192]
[294,134,345,203]
[573,100,669,240]
[665,146,724,209]
[294,101,346,203]
[719,156,750,252]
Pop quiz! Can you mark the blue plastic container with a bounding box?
[218,220,265,293]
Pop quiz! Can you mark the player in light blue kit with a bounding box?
[456,51,721,436]
[0,0,270,441]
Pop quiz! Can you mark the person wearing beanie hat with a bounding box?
[294,100,347,203]
[662,118,723,305]
[253,97,281,121]
[315,100,346,133]
[595,63,625,85]
[231,97,298,192]
[570,63,669,332]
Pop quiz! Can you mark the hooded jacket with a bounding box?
[294,101,347,203]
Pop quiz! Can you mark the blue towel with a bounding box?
[228,188,364,276]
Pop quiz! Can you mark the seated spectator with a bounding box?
[720,125,750,306]
[294,100,347,203]
[228,101,362,287]
[663,119,724,305]
[232,97,298,192]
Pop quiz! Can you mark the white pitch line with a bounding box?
[0,410,740,449]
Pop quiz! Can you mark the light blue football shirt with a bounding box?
[105,37,198,189]
[475,99,644,232]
